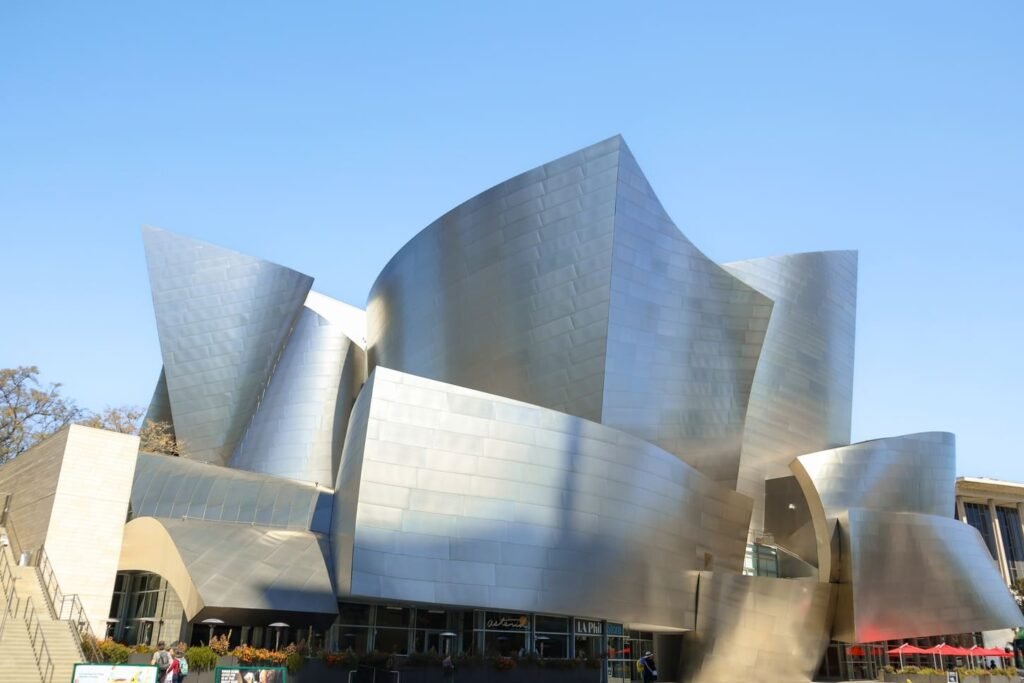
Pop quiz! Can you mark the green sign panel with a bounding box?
[213,665,287,683]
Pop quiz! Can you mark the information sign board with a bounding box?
[214,665,288,682]
[71,663,158,683]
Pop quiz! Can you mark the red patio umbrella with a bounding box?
[887,643,929,669]
[980,648,1013,658]
[925,643,971,669]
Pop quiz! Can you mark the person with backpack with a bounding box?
[163,647,181,683]
[175,648,189,682]
[639,650,657,681]
[151,642,171,682]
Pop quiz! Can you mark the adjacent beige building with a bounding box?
[0,424,139,633]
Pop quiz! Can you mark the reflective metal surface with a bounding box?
[131,453,332,533]
[118,517,337,620]
[678,572,834,683]
[367,136,772,483]
[143,227,313,465]
[723,251,857,530]
[833,509,1024,642]
[143,367,175,435]
[602,146,772,484]
[331,367,751,628]
[230,291,367,485]
[120,138,1024,680]
[791,433,1024,641]
[793,432,956,519]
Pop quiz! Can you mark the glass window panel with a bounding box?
[575,635,602,659]
[375,628,409,655]
[461,628,475,655]
[535,615,568,633]
[338,602,371,625]
[535,634,568,658]
[416,609,447,630]
[376,606,410,628]
[998,506,1024,582]
[608,635,627,660]
[484,632,525,657]
[964,503,997,559]
[339,627,369,654]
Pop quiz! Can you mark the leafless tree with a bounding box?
[0,366,83,463]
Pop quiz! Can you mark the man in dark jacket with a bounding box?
[641,651,657,681]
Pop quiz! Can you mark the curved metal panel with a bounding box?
[230,292,367,485]
[119,517,337,619]
[367,136,622,422]
[601,146,772,484]
[331,367,752,629]
[678,572,834,683]
[833,509,1024,642]
[792,432,956,519]
[131,453,330,532]
[367,137,772,482]
[723,251,857,530]
[142,227,313,465]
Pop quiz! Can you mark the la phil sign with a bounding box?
[575,619,603,635]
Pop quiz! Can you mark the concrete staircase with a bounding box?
[0,539,86,683]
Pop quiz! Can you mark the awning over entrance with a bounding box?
[118,516,337,621]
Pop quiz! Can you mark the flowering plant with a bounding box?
[493,656,517,671]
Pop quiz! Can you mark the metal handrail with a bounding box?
[24,596,56,683]
[0,545,22,642]
[37,546,101,662]
[0,491,27,563]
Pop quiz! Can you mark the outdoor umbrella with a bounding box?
[887,643,929,670]
[925,643,970,669]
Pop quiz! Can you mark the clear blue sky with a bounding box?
[1,3,1021,480]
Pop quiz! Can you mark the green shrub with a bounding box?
[406,652,442,667]
[185,645,218,672]
[286,652,305,674]
[96,638,132,664]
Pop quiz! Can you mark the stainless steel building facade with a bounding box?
[15,136,1017,682]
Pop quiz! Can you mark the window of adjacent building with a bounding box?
[964,503,998,559]
[997,506,1024,582]
[534,615,569,658]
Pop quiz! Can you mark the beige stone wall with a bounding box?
[45,425,139,633]
[0,428,70,560]
[156,578,187,647]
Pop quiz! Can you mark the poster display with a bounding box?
[214,666,287,683]
[71,664,158,683]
